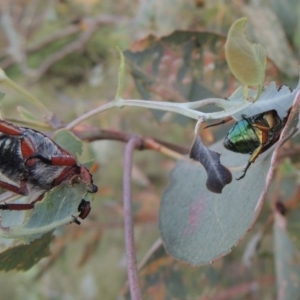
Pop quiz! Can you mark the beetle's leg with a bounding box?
[236,162,252,180]
[53,166,77,186]
[252,124,271,131]
[0,180,29,196]
[0,194,43,210]
[50,156,77,166]
[25,154,51,165]
[0,205,84,226]
[204,117,232,129]
[248,145,264,163]
[25,154,77,166]
[20,138,35,159]
[236,144,264,180]
[71,215,81,225]
[0,202,34,210]
[0,121,22,136]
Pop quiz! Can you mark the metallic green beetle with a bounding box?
[206,109,289,180]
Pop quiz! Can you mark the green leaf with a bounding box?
[0,183,87,243]
[53,129,83,157]
[230,79,297,121]
[159,154,271,265]
[115,46,125,100]
[225,18,266,98]
[17,106,51,128]
[0,232,54,271]
[0,68,50,115]
[82,159,94,170]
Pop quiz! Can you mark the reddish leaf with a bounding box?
[124,30,231,120]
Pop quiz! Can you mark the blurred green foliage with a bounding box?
[0,0,300,299]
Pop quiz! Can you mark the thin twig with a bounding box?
[74,127,189,157]
[65,101,116,130]
[72,97,254,129]
[137,238,163,270]
[123,137,143,300]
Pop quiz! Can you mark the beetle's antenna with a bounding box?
[204,117,233,129]
[236,162,252,180]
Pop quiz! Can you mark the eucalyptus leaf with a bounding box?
[225,17,266,98]
[17,106,50,128]
[0,183,87,243]
[159,151,271,265]
[0,232,54,271]
[230,80,297,121]
[53,129,83,157]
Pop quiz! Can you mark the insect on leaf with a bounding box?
[159,90,300,265]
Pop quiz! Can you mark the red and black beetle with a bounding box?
[0,119,97,223]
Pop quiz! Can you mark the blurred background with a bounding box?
[0,0,300,299]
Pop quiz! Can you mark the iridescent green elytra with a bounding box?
[224,119,260,154]
[206,109,289,180]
